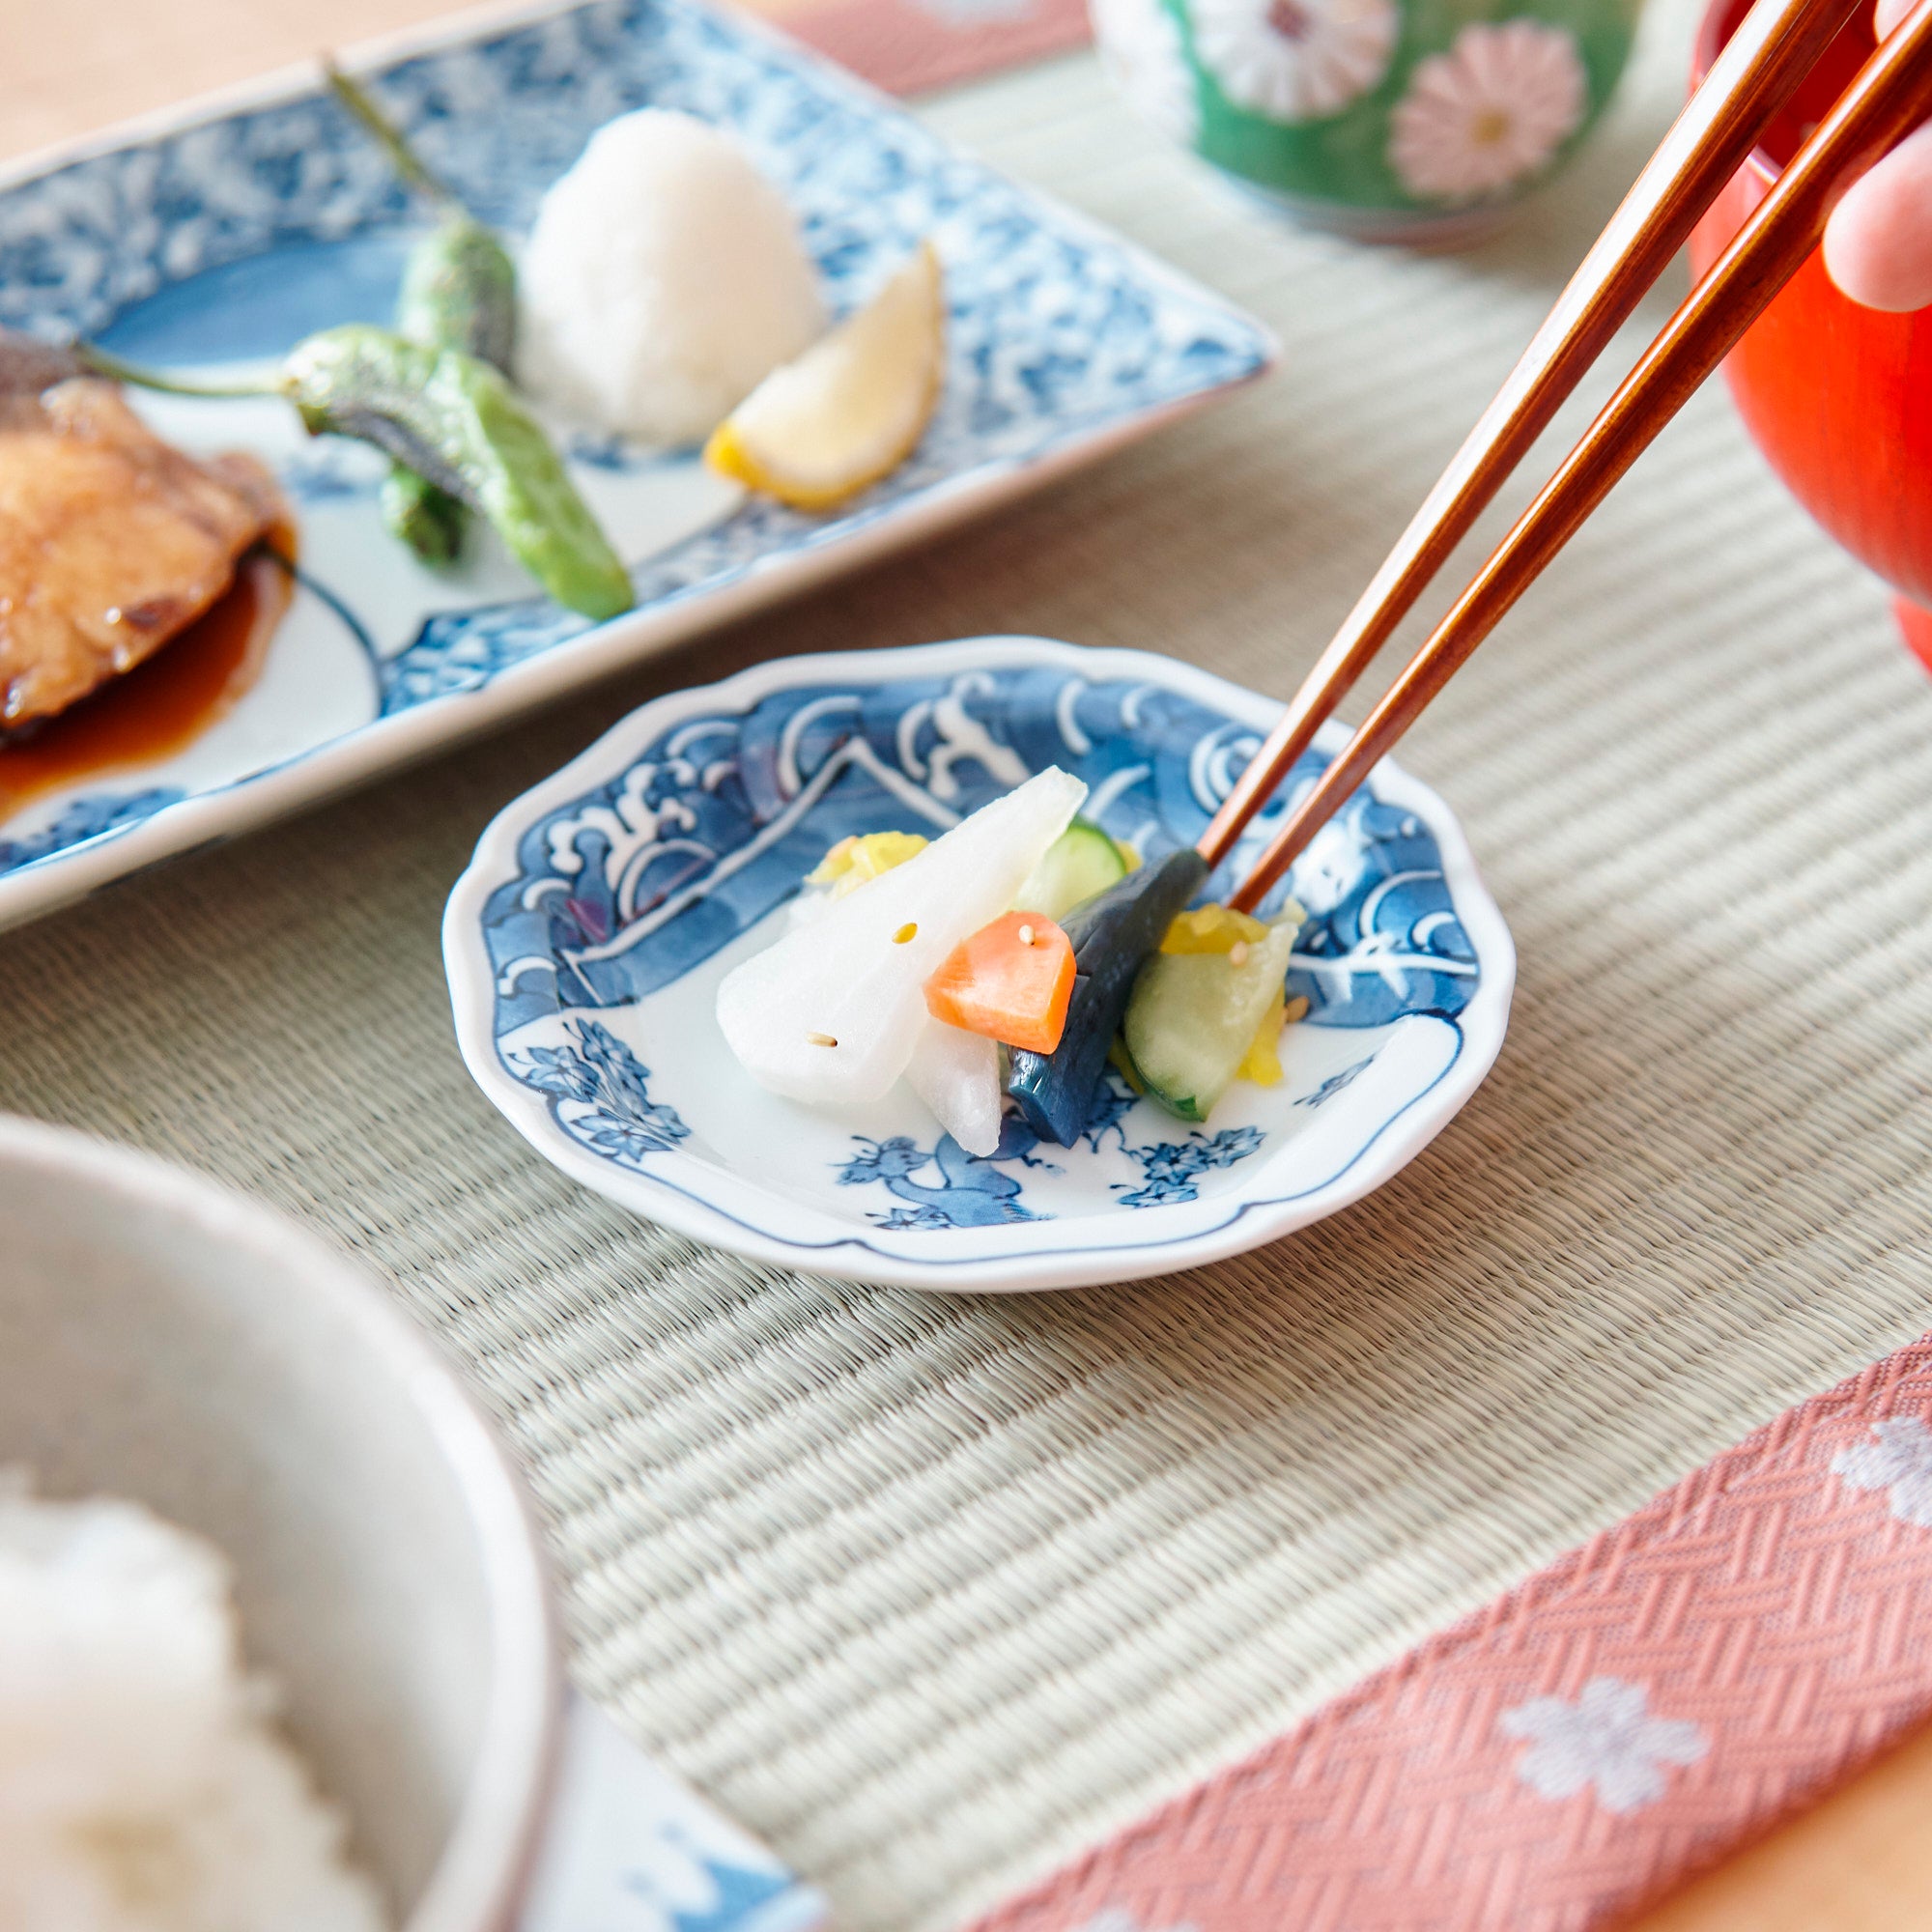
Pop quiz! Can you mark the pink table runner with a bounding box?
[729,0,1091,97]
[961,1334,1932,1931]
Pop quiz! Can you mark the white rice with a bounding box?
[0,1477,388,1932]
[516,107,826,446]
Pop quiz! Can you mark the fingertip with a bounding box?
[1824,168,1905,308]
[1823,126,1932,312]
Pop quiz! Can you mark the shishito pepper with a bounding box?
[283,327,631,618]
[377,464,467,567]
[325,61,519,565]
[379,215,518,564]
[79,328,634,621]
[393,214,518,374]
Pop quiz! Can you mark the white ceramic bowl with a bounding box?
[0,1116,561,1931]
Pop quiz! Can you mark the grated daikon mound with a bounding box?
[517,107,826,446]
[0,1477,388,1932]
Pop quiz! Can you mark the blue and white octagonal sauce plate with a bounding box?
[0,0,1271,931]
[444,639,1515,1291]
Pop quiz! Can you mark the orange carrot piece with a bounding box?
[923,911,1075,1054]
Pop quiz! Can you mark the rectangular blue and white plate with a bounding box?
[0,0,1272,931]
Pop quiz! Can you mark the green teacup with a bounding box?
[1091,0,1639,239]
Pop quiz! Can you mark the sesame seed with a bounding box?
[894,922,918,944]
[1229,941,1250,967]
[807,1031,838,1047]
[1018,923,1036,947]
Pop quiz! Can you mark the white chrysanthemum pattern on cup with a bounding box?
[1190,0,1398,123]
[1388,19,1586,202]
[1092,0,1202,145]
[1498,1676,1708,1815]
[1833,1416,1932,1528]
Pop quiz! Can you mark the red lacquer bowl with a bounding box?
[1691,0,1932,668]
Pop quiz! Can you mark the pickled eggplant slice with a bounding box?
[1006,846,1208,1147]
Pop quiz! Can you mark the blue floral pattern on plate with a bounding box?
[445,638,1516,1292]
[509,1020,692,1165]
[0,0,1271,924]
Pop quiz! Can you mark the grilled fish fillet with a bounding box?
[0,337,284,727]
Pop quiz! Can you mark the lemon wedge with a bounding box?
[705,242,944,510]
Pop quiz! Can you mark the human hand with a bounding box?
[1822,0,1932,309]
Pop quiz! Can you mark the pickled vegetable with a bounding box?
[904,1019,1003,1156]
[1122,911,1298,1122]
[1006,846,1208,1147]
[1011,819,1131,923]
[717,767,1085,1105]
[924,911,1075,1054]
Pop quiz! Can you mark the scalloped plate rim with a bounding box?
[443,636,1516,1292]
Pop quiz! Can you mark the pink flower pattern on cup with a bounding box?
[1388,20,1586,202]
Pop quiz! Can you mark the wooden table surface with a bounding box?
[6,1,1930,1924]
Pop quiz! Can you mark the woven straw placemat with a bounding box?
[5,3,1932,1927]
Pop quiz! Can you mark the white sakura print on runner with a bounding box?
[1388,19,1586,201]
[1190,0,1397,123]
[1833,1415,1932,1528]
[1092,0,1202,146]
[1498,1676,1708,1815]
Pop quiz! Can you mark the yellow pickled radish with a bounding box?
[704,241,945,510]
[1160,904,1270,955]
[1236,998,1287,1086]
[808,830,928,895]
[1236,991,1310,1088]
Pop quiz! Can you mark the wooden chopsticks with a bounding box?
[1200,0,1932,913]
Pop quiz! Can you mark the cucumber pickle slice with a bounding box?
[1123,918,1296,1122]
[1012,820,1131,923]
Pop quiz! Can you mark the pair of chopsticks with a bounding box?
[1201,0,1932,913]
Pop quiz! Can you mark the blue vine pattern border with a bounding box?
[0,790,185,875]
[502,1012,1469,1268]
[828,1074,1267,1229]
